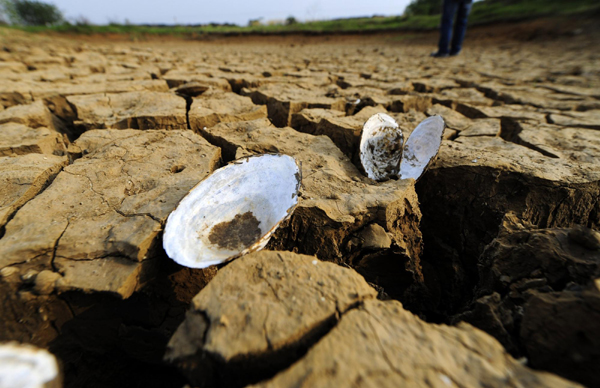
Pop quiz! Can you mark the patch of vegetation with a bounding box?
[405,0,443,16]
[0,0,63,25]
[470,0,600,24]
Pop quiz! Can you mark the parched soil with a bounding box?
[0,18,599,388]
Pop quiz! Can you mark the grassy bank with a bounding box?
[12,14,440,36]
[7,0,600,37]
[469,0,600,25]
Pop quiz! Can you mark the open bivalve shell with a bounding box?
[0,342,60,388]
[360,114,445,182]
[399,115,446,181]
[359,113,403,181]
[163,154,301,269]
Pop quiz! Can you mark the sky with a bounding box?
[48,0,413,26]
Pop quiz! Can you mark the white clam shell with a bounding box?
[399,115,445,181]
[0,343,59,388]
[163,154,301,269]
[359,113,404,181]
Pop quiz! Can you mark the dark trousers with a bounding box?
[437,0,472,55]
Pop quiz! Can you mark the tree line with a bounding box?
[0,0,63,25]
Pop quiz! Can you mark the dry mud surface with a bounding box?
[0,22,599,387]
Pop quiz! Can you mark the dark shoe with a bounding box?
[430,51,449,58]
[449,51,461,57]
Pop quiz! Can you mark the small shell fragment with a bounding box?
[359,113,403,181]
[399,115,445,181]
[163,154,301,269]
[0,342,60,388]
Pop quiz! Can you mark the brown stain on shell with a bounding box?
[207,211,262,250]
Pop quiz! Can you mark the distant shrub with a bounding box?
[73,15,91,26]
[106,16,122,26]
[247,18,262,27]
[405,0,443,16]
[1,0,63,25]
[285,16,298,25]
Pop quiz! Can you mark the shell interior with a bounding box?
[0,343,59,388]
[399,115,445,181]
[163,154,301,269]
[359,113,404,181]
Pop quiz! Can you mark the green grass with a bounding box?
[12,15,441,36]
[6,0,600,37]
[469,0,600,25]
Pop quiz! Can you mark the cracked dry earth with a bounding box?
[1,22,599,388]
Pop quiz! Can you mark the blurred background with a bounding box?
[1,0,597,35]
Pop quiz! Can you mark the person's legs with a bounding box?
[449,0,472,55]
[436,0,458,55]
